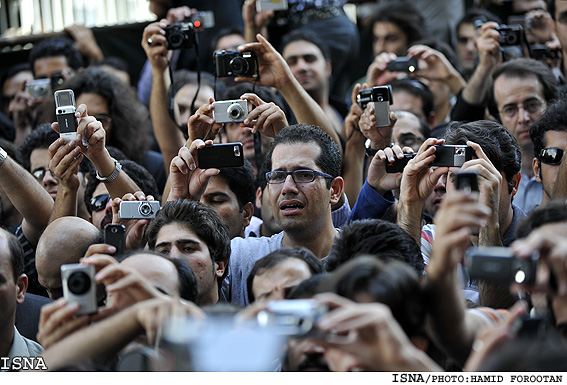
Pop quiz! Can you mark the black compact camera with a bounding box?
[165,22,196,50]
[385,153,417,173]
[467,247,538,285]
[497,24,523,46]
[430,145,473,167]
[214,50,258,77]
[387,57,418,73]
[530,45,560,61]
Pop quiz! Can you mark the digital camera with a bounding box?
[212,99,248,123]
[25,79,51,98]
[497,25,523,46]
[118,201,161,219]
[61,264,97,316]
[430,145,473,167]
[467,247,538,285]
[214,50,257,77]
[55,89,78,142]
[387,57,418,73]
[260,299,328,337]
[165,22,196,50]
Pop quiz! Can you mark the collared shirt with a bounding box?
[2,327,44,371]
[515,171,543,214]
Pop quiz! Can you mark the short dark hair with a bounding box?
[320,257,426,338]
[366,1,428,48]
[263,124,341,189]
[211,27,245,52]
[529,96,567,162]
[390,78,435,120]
[17,123,59,171]
[1,228,24,282]
[515,200,567,239]
[444,120,522,193]
[217,160,256,211]
[456,9,502,33]
[28,37,83,76]
[488,59,558,121]
[145,200,231,283]
[84,159,160,214]
[246,247,324,303]
[326,219,424,275]
[172,69,219,98]
[1,63,32,94]
[280,29,331,61]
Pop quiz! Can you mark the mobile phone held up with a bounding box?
[104,224,126,256]
[55,89,78,142]
[198,143,244,169]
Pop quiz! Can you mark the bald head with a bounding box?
[36,217,102,298]
[121,253,180,296]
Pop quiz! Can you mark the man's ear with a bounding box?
[255,186,263,208]
[533,157,542,183]
[16,274,28,305]
[510,172,521,196]
[214,260,227,278]
[329,177,344,205]
[242,202,254,229]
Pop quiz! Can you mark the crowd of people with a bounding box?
[2,0,567,372]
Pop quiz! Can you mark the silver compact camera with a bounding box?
[213,99,248,124]
[55,89,78,142]
[258,299,328,337]
[61,264,97,316]
[25,79,51,98]
[118,200,160,219]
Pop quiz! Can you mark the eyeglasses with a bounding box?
[397,133,424,148]
[93,114,112,128]
[499,99,545,119]
[265,169,333,184]
[90,193,111,212]
[31,167,54,181]
[539,148,565,165]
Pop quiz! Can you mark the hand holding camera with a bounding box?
[37,296,92,349]
[188,98,223,142]
[365,52,400,87]
[240,92,288,137]
[358,88,396,149]
[142,20,171,71]
[113,191,157,251]
[48,134,83,191]
[407,45,466,93]
[476,22,503,69]
[167,139,221,202]
[368,145,413,194]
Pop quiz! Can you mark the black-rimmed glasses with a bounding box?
[265,169,333,184]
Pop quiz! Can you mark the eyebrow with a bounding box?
[203,191,230,199]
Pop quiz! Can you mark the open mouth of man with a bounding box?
[279,200,305,215]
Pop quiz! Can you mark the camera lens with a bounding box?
[168,31,184,49]
[111,227,118,233]
[506,33,518,45]
[229,57,249,76]
[138,202,153,216]
[68,271,91,295]
[227,103,245,121]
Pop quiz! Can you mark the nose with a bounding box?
[104,200,113,216]
[281,174,299,195]
[466,38,475,53]
[168,246,181,259]
[373,39,384,55]
[516,105,531,124]
[42,169,58,188]
[434,175,446,192]
[304,339,325,353]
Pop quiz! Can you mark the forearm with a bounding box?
[41,306,142,371]
[276,75,341,147]
[150,69,185,172]
[49,185,78,224]
[478,219,502,247]
[0,157,53,243]
[446,72,467,96]
[342,142,365,208]
[396,198,424,246]
[89,149,141,198]
[461,65,492,105]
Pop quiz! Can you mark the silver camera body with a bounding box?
[61,264,97,316]
[55,89,78,142]
[213,99,248,124]
[25,79,51,98]
[259,299,328,337]
[118,200,160,219]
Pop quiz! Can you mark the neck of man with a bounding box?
[500,203,515,239]
[281,213,337,259]
[307,86,327,108]
[0,320,15,357]
[197,284,219,306]
[521,143,535,178]
[433,100,451,127]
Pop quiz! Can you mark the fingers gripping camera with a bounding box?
[118,201,161,219]
[61,264,98,316]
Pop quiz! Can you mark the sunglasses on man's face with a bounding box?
[90,193,111,212]
[539,148,565,165]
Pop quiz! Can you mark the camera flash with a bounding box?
[514,270,526,284]
[408,66,416,73]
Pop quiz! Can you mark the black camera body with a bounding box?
[214,50,257,77]
[385,153,417,173]
[430,145,473,167]
[530,45,560,61]
[387,57,418,73]
[497,24,523,46]
[165,22,196,50]
[467,247,538,285]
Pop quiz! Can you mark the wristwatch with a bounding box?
[0,147,7,167]
[95,158,122,183]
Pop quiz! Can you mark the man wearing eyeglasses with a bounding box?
[222,124,344,306]
[529,97,567,206]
